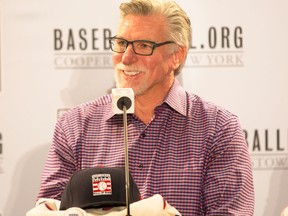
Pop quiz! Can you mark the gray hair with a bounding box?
[119,0,191,75]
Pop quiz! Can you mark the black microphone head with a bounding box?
[117,96,132,111]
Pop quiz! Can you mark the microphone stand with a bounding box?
[123,105,131,216]
[112,91,134,216]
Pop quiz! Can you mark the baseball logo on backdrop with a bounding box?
[244,128,288,170]
[187,26,243,68]
[53,27,115,70]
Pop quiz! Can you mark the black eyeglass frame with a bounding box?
[109,36,175,56]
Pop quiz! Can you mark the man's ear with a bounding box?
[172,46,187,70]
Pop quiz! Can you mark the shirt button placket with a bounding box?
[138,163,144,170]
[138,131,145,170]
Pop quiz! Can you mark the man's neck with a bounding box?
[134,79,174,125]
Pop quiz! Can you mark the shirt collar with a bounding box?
[163,78,187,117]
[104,95,115,121]
[105,78,187,121]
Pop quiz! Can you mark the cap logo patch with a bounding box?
[92,173,112,196]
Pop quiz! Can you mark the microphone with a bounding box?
[112,88,134,114]
[112,88,134,216]
[117,96,132,111]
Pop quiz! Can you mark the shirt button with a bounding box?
[140,132,146,138]
[138,164,144,169]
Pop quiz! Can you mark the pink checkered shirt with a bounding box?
[38,79,254,215]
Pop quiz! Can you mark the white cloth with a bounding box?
[26,194,181,216]
[282,206,288,216]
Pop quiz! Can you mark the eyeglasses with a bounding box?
[109,36,175,56]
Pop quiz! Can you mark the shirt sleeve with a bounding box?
[37,112,78,200]
[202,111,254,215]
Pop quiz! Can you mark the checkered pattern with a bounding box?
[38,79,254,215]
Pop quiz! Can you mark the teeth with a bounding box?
[123,70,141,76]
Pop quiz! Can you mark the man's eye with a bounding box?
[137,42,153,49]
[117,40,126,46]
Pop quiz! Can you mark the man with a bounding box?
[38,0,255,215]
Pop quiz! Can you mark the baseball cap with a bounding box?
[60,167,141,210]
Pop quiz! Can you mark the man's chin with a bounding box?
[114,80,145,96]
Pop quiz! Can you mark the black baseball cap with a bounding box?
[60,167,141,210]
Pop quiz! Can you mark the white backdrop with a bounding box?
[1,0,288,215]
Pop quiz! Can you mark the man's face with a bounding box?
[113,14,176,96]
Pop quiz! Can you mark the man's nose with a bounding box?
[121,44,138,64]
